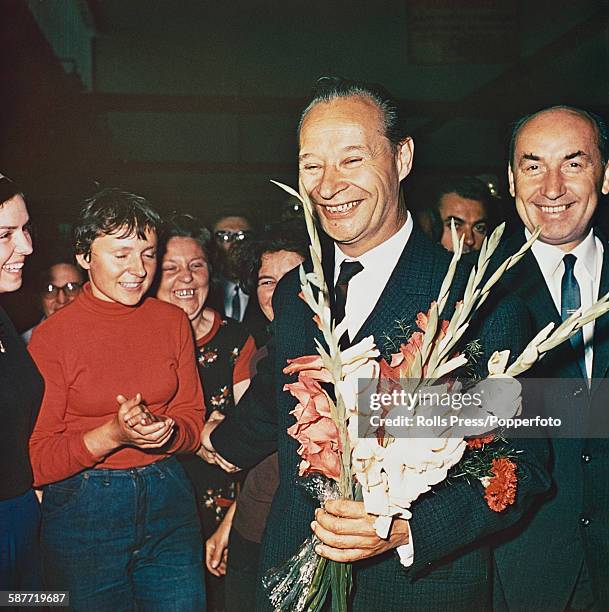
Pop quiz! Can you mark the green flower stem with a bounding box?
[331,560,352,612]
[305,556,330,612]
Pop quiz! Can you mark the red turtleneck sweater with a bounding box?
[28,283,205,486]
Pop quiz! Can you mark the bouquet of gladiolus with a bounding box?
[262,180,609,612]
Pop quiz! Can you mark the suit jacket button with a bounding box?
[580,516,591,526]
[581,453,591,463]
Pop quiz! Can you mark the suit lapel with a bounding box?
[501,231,583,380]
[351,226,435,348]
[515,251,562,329]
[501,233,562,328]
[306,227,434,357]
[591,236,609,387]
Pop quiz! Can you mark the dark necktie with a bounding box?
[231,285,241,321]
[334,260,364,348]
[561,254,587,380]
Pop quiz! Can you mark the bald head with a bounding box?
[510,106,608,169]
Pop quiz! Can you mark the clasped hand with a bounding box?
[311,499,410,562]
[113,393,175,449]
[197,411,241,473]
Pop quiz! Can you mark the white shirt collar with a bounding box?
[526,226,603,381]
[334,212,413,278]
[528,227,598,281]
[332,213,413,339]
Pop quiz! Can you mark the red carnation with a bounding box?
[484,457,517,512]
[466,433,495,450]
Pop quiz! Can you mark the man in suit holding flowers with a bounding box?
[204,77,550,611]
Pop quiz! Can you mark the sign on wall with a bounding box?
[407,0,518,64]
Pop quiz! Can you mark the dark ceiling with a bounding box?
[0,0,607,330]
[2,0,608,226]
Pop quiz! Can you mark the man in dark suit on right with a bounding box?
[493,106,609,611]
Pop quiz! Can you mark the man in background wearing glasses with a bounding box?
[208,214,266,336]
[22,259,83,344]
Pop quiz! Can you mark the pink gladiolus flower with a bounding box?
[285,374,342,481]
[381,307,451,380]
[416,310,430,331]
[283,354,333,383]
[376,308,455,444]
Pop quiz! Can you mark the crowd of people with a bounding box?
[1,75,608,612]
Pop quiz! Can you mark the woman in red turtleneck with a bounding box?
[28,189,206,611]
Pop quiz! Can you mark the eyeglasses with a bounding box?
[214,230,252,244]
[42,282,82,298]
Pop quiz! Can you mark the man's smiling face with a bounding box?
[298,95,413,257]
[509,108,609,252]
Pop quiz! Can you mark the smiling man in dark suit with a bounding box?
[203,77,550,611]
[493,106,609,612]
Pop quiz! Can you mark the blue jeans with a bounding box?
[0,489,42,591]
[41,457,205,612]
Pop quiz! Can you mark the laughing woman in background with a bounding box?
[0,174,43,591]
[156,213,255,612]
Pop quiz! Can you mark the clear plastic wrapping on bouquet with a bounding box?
[263,474,344,612]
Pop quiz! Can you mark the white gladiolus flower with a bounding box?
[337,361,380,417]
[487,350,510,376]
[350,433,467,522]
